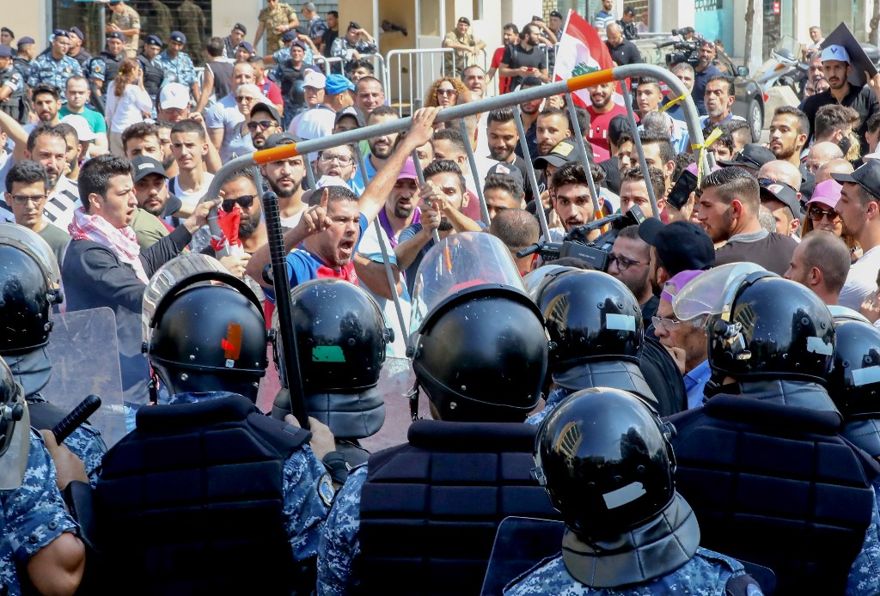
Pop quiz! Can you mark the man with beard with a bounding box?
[256,133,308,231]
[514,76,545,159]
[831,160,880,310]
[619,165,667,219]
[60,76,108,155]
[247,110,440,293]
[695,166,797,275]
[547,161,598,241]
[362,105,398,180]
[691,39,722,115]
[700,76,745,132]
[211,167,268,280]
[535,108,573,156]
[247,101,282,150]
[130,155,174,249]
[585,81,626,160]
[801,45,880,152]
[485,107,527,183]
[378,157,420,246]
[499,23,548,91]
[608,224,658,325]
[768,106,808,169]
[26,84,62,130]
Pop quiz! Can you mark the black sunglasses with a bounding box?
[221,195,255,212]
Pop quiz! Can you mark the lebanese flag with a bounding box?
[553,9,622,107]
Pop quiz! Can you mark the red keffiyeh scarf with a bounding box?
[69,208,149,283]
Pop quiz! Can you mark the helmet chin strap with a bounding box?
[407,380,422,422]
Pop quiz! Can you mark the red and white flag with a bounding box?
[553,9,621,107]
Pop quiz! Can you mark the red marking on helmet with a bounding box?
[222,323,243,360]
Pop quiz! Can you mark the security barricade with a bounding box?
[384,47,457,116]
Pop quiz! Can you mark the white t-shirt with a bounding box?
[105,82,153,134]
[839,245,880,311]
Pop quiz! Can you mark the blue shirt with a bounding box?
[154,50,197,87]
[26,54,83,100]
[318,464,369,595]
[683,359,712,410]
[526,385,570,426]
[284,213,368,287]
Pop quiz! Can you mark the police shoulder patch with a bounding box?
[318,472,336,507]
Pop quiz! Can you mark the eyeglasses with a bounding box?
[607,253,643,271]
[808,205,839,221]
[9,194,45,205]
[221,195,255,212]
[319,154,353,165]
[436,88,457,96]
[246,119,276,131]
[651,315,684,330]
[236,95,258,103]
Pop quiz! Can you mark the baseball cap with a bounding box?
[282,29,298,43]
[0,45,12,59]
[718,143,776,170]
[638,218,716,275]
[250,101,281,125]
[159,82,190,110]
[759,179,801,218]
[486,161,524,189]
[170,31,187,44]
[832,159,880,200]
[131,156,167,183]
[237,41,255,54]
[302,175,351,205]
[17,37,35,48]
[263,132,298,150]
[303,69,326,89]
[60,114,96,142]
[107,31,124,41]
[325,74,355,95]
[660,270,706,305]
[233,22,247,34]
[533,139,576,169]
[68,27,84,41]
[820,44,850,64]
[549,10,563,18]
[398,157,418,181]
[144,34,163,47]
[806,179,843,209]
[334,106,364,128]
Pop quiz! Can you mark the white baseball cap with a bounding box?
[820,44,850,64]
[303,69,327,90]
[60,114,96,142]
[159,83,190,110]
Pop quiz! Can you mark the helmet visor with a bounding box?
[672,262,766,322]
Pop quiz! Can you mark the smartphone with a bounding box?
[667,168,698,210]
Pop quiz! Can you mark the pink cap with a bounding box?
[660,269,705,304]
[398,157,418,181]
[806,179,842,210]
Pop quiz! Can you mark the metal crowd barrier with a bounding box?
[202,63,708,336]
[385,47,457,117]
[313,55,344,76]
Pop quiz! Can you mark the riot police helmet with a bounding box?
[534,387,676,540]
[829,319,880,418]
[0,355,29,489]
[142,254,268,401]
[0,223,63,355]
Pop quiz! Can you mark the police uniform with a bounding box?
[95,391,332,593]
[69,48,92,71]
[12,56,30,81]
[26,53,82,100]
[154,49,197,87]
[317,420,559,594]
[87,50,124,91]
[258,1,297,52]
[137,52,165,105]
[0,431,79,596]
[0,63,27,124]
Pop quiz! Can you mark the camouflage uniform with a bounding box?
[0,431,79,596]
[258,2,298,53]
[110,2,141,58]
[317,465,368,595]
[154,50,197,87]
[504,548,760,595]
[177,0,206,66]
[847,482,880,595]
[143,0,174,46]
[26,53,82,101]
[526,385,569,426]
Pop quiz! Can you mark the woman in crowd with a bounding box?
[105,59,153,156]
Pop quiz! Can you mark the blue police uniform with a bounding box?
[505,548,758,595]
[26,53,82,100]
[318,465,368,595]
[154,50,197,87]
[0,431,79,596]
[526,385,568,426]
[847,484,880,596]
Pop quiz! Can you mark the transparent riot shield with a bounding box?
[43,307,126,448]
[410,232,527,333]
[671,262,767,322]
[480,516,565,596]
[358,356,428,453]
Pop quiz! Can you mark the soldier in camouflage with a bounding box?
[142,0,174,48]
[254,0,299,53]
[177,0,207,66]
[26,30,82,102]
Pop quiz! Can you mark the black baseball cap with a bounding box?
[250,101,281,125]
[832,159,880,200]
[486,161,524,189]
[638,218,715,275]
[263,132,298,149]
[131,156,167,182]
[533,139,576,169]
[334,106,364,128]
[718,143,776,170]
[759,179,801,218]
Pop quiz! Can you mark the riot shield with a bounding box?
[359,356,428,453]
[480,516,565,596]
[43,307,126,448]
[671,262,767,322]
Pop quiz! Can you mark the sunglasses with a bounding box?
[246,119,276,131]
[436,88,457,96]
[221,195,255,212]
[808,205,839,221]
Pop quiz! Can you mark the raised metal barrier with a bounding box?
[313,55,344,76]
[384,47,457,117]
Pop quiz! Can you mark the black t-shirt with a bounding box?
[801,84,880,154]
[606,40,642,67]
[501,43,546,90]
[714,231,798,276]
[692,64,722,116]
[639,336,687,416]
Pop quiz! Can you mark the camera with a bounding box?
[517,206,647,271]
[665,39,702,67]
